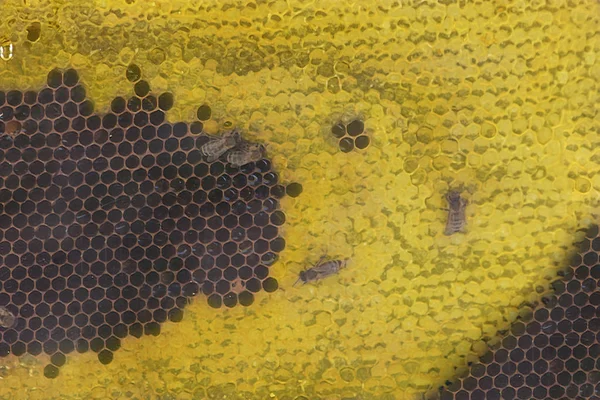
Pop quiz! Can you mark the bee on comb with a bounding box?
[226,141,266,168]
[199,129,242,162]
[294,256,350,286]
[443,190,469,235]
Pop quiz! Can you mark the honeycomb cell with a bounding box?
[355,135,370,150]
[126,64,142,83]
[346,119,364,136]
[196,104,211,121]
[44,364,59,378]
[339,137,354,153]
[0,70,288,373]
[331,122,346,138]
[285,183,302,198]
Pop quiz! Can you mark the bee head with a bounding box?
[446,190,461,203]
[299,271,307,282]
[224,129,242,146]
[253,143,267,157]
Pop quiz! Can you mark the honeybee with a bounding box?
[200,129,241,162]
[0,306,16,328]
[225,141,266,167]
[443,190,468,235]
[293,256,350,286]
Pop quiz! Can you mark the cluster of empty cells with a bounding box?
[0,66,294,377]
[331,120,370,153]
[437,225,600,400]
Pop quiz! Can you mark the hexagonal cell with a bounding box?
[0,67,290,373]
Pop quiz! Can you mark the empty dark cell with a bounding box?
[141,95,157,112]
[355,135,370,149]
[194,104,212,121]
[78,99,94,116]
[46,69,63,88]
[566,280,581,295]
[331,122,346,138]
[122,62,143,82]
[339,137,354,153]
[205,293,221,309]
[283,181,307,200]
[247,227,262,241]
[150,92,174,113]
[253,264,269,279]
[239,187,255,202]
[547,385,564,399]
[246,278,261,293]
[53,87,70,104]
[198,202,216,219]
[517,333,532,349]
[255,185,270,200]
[97,349,113,365]
[165,122,186,139]
[564,358,579,374]
[238,291,254,307]
[581,277,596,293]
[492,373,509,389]
[44,364,60,379]
[218,293,236,308]
[253,238,270,254]
[557,319,572,333]
[36,88,54,104]
[4,90,23,108]
[165,138,179,153]
[172,151,187,166]
[43,338,59,354]
[268,237,286,253]
[108,97,127,115]
[253,212,269,227]
[583,250,598,266]
[134,112,148,127]
[535,307,549,322]
[134,80,150,97]
[551,279,566,295]
[126,323,144,339]
[23,119,38,135]
[14,105,30,120]
[182,121,202,137]
[564,305,580,320]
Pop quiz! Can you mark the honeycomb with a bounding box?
[0,67,288,375]
[0,0,598,399]
[437,225,600,399]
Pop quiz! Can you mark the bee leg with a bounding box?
[315,255,327,267]
[293,277,303,287]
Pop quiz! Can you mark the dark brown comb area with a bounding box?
[436,225,600,400]
[0,68,288,375]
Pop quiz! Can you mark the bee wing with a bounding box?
[310,262,338,275]
[205,153,220,162]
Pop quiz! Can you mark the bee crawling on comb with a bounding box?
[294,256,350,286]
[199,128,242,162]
[226,140,267,168]
[443,189,469,236]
